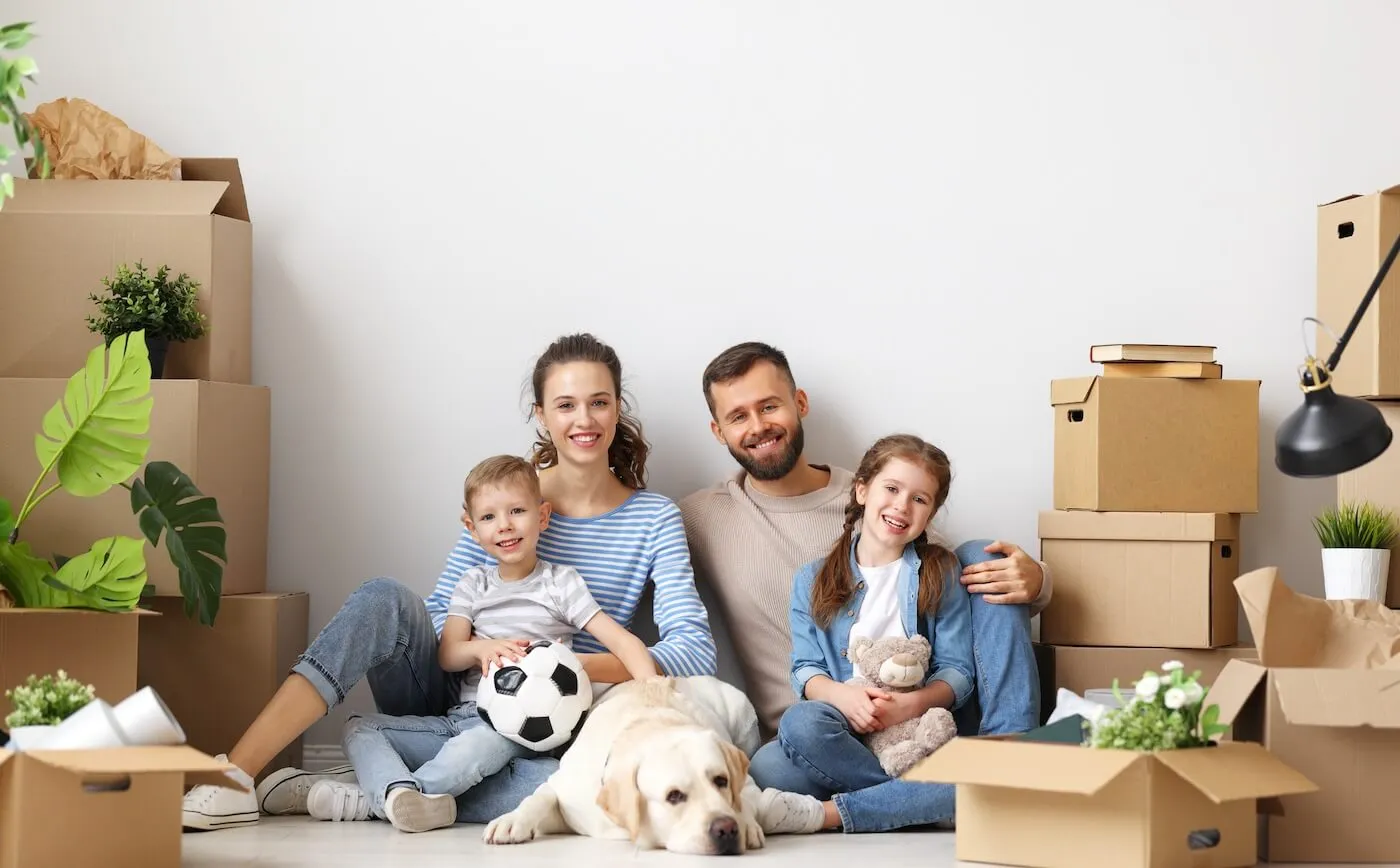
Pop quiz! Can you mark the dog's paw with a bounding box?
[742,810,766,851]
[483,812,536,845]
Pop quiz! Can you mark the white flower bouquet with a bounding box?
[1085,661,1229,751]
[4,670,96,728]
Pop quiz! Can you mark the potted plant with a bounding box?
[0,21,52,210]
[1084,660,1229,750]
[1313,500,1398,602]
[3,669,95,749]
[0,330,227,626]
[85,261,208,378]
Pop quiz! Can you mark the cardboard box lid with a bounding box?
[0,745,246,790]
[6,157,248,222]
[1321,184,1400,207]
[1050,376,1098,406]
[1038,510,1239,542]
[0,607,159,618]
[1208,659,1400,729]
[903,736,1313,802]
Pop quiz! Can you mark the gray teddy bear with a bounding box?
[847,635,959,777]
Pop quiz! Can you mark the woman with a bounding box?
[181,333,718,831]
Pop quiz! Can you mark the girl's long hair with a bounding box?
[528,333,650,490]
[810,434,957,628]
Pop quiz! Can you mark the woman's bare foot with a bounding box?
[821,800,842,830]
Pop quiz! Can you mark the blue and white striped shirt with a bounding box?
[423,490,718,677]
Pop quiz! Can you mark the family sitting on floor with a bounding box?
[180,336,1051,843]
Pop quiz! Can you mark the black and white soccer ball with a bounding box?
[477,640,593,751]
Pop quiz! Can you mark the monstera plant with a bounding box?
[0,331,225,625]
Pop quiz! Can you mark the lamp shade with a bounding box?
[1275,383,1393,477]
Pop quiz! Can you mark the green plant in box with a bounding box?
[0,331,226,625]
[4,669,94,728]
[1085,661,1229,751]
[86,261,208,378]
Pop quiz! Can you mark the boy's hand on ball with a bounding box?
[474,638,531,675]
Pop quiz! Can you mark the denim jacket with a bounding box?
[789,533,976,710]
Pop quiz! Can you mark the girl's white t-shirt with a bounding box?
[849,559,905,678]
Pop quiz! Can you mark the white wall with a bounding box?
[6,0,1398,749]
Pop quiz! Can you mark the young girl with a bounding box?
[751,433,975,833]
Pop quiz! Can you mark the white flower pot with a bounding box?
[1321,548,1391,602]
[7,724,57,751]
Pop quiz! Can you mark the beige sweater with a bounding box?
[679,464,1052,741]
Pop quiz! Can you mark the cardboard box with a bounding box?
[1335,399,1400,607]
[0,378,270,597]
[138,592,309,780]
[1050,377,1259,513]
[0,159,252,384]
[0,609,144,722]
[905,736,1315,868]
[1049,644,1257,699]
[1209,566,1400,863]
[1316,186,1400,399]
[0,746,242,868]
[1038,511,1240,648]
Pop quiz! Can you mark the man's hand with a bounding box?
[960,540,1044,604]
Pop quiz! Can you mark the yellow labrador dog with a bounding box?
[484,676,810,855]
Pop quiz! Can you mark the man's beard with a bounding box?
[729,422,805,482]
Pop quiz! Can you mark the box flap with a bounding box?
[5,177,230,217]
[903,735,1143,794]
[1050,377,1097,406]
[1152,741,1317,803]
[1270,668,1400,728]
[0,607,159,617]
[1234,566,1400,669]
[0,748,11,768]
[1203,659,1268,726]
[1038,510,1238,542]
[180,157,249,221]
[25,745,248,789]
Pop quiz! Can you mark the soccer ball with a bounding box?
[477,640,593,751]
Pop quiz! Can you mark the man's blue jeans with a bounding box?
[749,538,1040,832]
[290,577,555,822]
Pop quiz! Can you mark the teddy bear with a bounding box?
[847,635,958,777]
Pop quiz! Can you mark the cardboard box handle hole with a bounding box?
[1067,409,1084,423]
[1338,221,1355,239]
[1187,828,1221,850]
[81,775,132,794]
[1220,544,1233,558]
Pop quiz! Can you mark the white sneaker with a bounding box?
[256,764,358,815]
[307,780,372,822]
[755,787,825,834]
[384,786,455,833]
[182,754,259,831]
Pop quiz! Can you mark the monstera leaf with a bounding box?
[0,536,50,607]
[32,330,152,501]
[130,461,226,626]
[33,536,147,611]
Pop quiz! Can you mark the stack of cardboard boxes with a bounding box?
[1036,342,1261,707]
[0,159,309,781]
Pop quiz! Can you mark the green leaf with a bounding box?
[34,536,147,612]
[0,498,12,542]
[0,538,57,607]
[129,461,226,625]
[1,173,12,199]
[34,331,153,499]
[13,57,36,78]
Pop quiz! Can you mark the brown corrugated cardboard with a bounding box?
[1038,511,1240,648]
[1208,566,1400,863]
[1049,644,1256,699]
[1315,185,1400,399]
[0,745,242,868]
[904,736,1314,868]
[0,158,251,383]
[1335,400,1400,607]
[137,592,309,780]
[0,609,147,722]
[0,378,270,597]
[1050,377,1259,513]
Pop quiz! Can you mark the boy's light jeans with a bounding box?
[342,703,536,819]
[289,577,555,822]
[748,539,1040,832]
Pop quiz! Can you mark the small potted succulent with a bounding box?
[1084,661,1228,751]
[85,261,208,378]
[1313,500,1399,602]
[4,669,96,749]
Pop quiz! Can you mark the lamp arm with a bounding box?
[1318,225,1400,382]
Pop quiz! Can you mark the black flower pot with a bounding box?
[146,335,170,379]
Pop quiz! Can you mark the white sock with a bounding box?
[215,753,255,788]
[756,787,824,834]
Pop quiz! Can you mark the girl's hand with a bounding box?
[473,638,531,675]
[831,683,891,734]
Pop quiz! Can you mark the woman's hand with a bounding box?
[471,638,531,675]
[829,683,891,734]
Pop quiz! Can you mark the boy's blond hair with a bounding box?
[463,455,541,516]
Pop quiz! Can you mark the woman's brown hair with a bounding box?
[528,333,650,490]
[810,434,957,628]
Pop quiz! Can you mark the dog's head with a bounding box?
[597,718,751,855]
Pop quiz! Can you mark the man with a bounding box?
[679,341,1050,744]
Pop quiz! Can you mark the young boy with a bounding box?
[311,455,658,832]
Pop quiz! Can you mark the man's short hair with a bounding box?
[464,454,541,515]
[701,341,797,416]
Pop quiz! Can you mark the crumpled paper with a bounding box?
[1234,566,1400,669]
[25,97,180,180]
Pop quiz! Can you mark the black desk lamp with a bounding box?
[1275,229,1400,477]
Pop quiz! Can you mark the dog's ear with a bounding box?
[597,755,647,842]
[719,741,749,811]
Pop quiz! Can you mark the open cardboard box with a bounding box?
[1207,566,1400,863]
[0,745,242,868]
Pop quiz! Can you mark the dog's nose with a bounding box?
[709,816,740,855]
